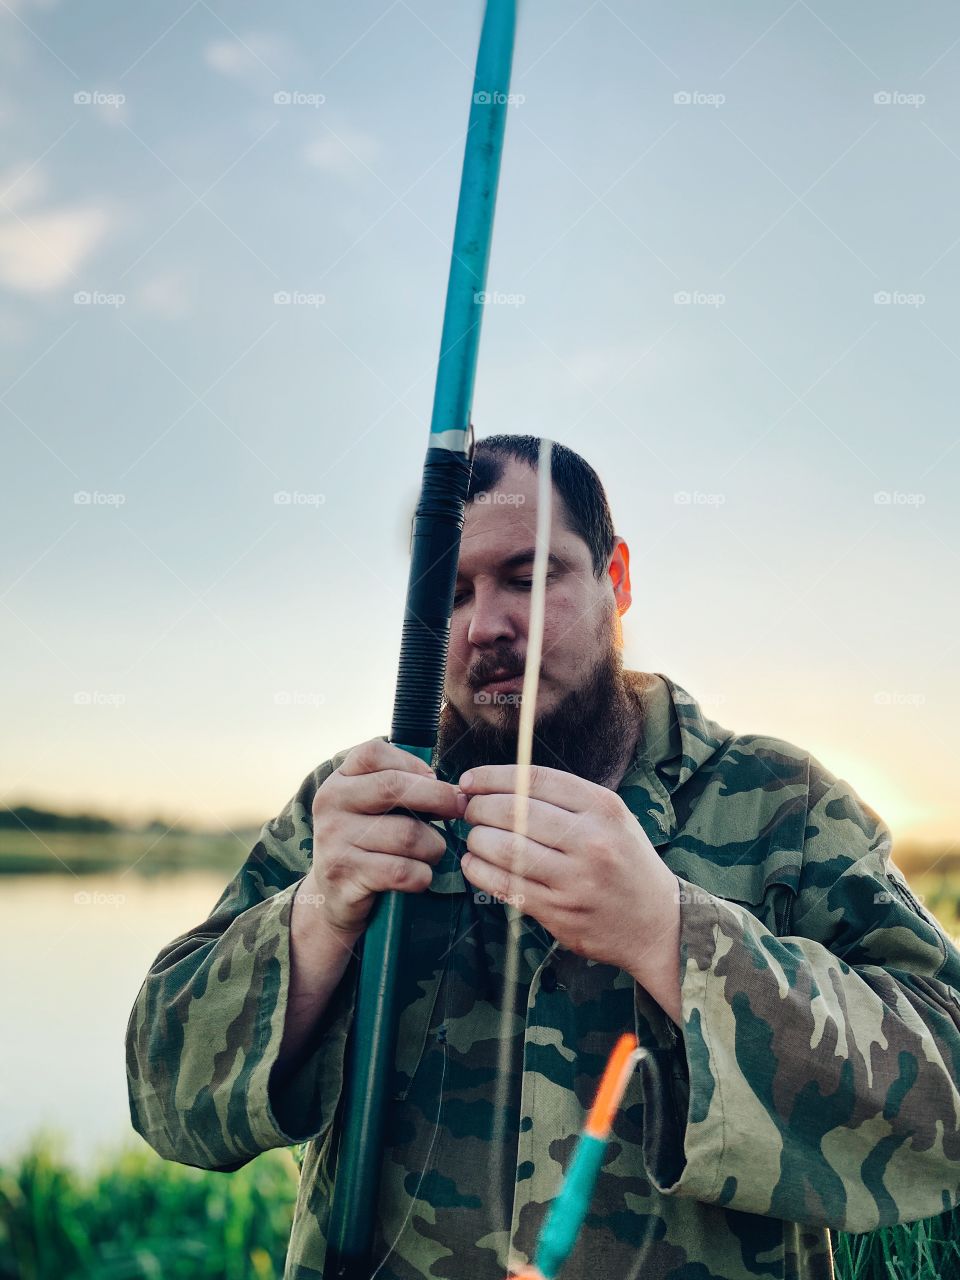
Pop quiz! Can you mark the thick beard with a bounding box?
[436,642,646,788]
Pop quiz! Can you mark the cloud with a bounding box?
[204,32,289,81]
[0,164,50,212]
[303,127,381,176]
[0,202,110,292]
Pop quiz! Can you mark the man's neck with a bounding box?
[596,669,651,791]
[596,717,643,791]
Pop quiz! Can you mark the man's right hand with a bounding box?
[275,740,463,1087]
[300,738,465,942]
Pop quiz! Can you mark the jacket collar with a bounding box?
[428,671,733,895]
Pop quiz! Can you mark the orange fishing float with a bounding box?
[505,1033,641,1280]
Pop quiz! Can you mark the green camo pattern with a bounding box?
[125,673,960,1279]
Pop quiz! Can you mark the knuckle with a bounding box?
[313,805,347,852]
[376,770,400,806]
[586,834,609,865]
[312,823,336,864]
[400,817,421,853]
[324,853,347,884]
[605,791,627,822]
[427,829,447,861]
[465,827,485,857]
[592,790,614,818]
[312,774,336,816]
[348,741,379,772]
[583,828,609,860]
[528,765,548,793]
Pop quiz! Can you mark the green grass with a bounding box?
[0,1136,299,1280]
[834,1212,960,1280]
[1,1137,959,1279]
[911,869,960,935]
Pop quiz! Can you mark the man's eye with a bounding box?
[453,591,469,607]
[512,578,534,590]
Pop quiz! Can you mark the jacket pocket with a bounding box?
[665,840,802,937]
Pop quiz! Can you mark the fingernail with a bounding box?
[459,771,473,789]
[456,791,468,815]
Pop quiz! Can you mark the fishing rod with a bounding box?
[323,3,519,1275]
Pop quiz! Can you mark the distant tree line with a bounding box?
[0,805,119,833]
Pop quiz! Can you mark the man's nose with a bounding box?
[466,585,518,649]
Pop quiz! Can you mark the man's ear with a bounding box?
[608,538,632,616]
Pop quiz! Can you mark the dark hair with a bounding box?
[467,434,617,578]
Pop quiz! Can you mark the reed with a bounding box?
[2,1136,959,1279]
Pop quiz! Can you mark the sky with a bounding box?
[2,0,960,849]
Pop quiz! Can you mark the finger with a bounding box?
[351,814,447,864]
[457,764,596,812]
[465,824,564,887]
[341,770,463,818]
[460,850,538,913]
[347,849,435,896]
[463,793,584,850]
[339,739,434,779]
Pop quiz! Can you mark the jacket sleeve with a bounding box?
[125,750,361,1171]
[635,765,960,1232]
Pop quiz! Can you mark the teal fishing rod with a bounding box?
[323,3,519,1276]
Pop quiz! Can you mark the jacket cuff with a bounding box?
[635,875,728,1202]
[249,883,359,1150]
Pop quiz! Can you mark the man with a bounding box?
[126,436,960,1280]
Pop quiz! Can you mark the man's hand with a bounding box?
[274,740,464,1088]
[301,738,464,942]
[458,764,683,1022]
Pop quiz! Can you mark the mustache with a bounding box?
[467,648,529,691]
[437,647,641,788]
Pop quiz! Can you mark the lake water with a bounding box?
[6,867,958,1170]
[0,870,236,1166]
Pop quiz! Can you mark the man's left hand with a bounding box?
[457,764,682,1011]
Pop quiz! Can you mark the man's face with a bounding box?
[443,459,628,730]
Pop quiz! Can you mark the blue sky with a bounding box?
[2,0,960,846]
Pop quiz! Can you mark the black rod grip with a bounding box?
[390,447,472,748]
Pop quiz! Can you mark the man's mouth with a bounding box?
[477,670,525,695]
[467,649,532,698]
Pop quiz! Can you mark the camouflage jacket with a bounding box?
[126,672,960,1280]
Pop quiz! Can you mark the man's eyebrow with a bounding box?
[500,548,567,572]
[456,548,568,580]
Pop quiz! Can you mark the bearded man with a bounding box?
[126,435,960,1280]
